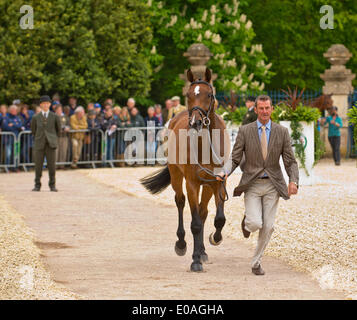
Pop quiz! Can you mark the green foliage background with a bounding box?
[0,0,356,106]
[0,0,154,105]
[243,0,357,90]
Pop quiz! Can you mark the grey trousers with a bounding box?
[244,178,280,268]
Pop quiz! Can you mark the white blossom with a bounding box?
[266,62,272,70]
[157,1,163,9]
[234,78,243,87]
[240,83,248,91]
[240,14,246,23]
[165,15,178,28]
[147,0,152,7]
[227,58,237,68]
[212,33,221,44]
[233,20,240,30]
[210,5,218,14]
[248,73,254,81]
[197,34,202,42]
[242,45,246,52]
[154,63,163,73]
[180,32,184,40]
[210,14,215,26]
[240,64,246,73]
[151,45,156,54]
[251,80,259,87]
[204,30,212,39]
[259,82,265,91]
[224,4,232,15]
[184,23,190,30]
[202,10,208,22]
[245,20,252,30]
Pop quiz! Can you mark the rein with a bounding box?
[188,80,229,202]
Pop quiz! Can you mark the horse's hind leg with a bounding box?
[169,165,186,256]
[199,185,213,263]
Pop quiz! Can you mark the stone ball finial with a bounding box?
[323,44,352,65]
[183,43,212,66]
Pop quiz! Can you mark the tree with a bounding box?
[0,0,154,105]
[243,0,357,90]
[146,0,274,103]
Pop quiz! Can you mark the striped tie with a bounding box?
[261,125,268,160]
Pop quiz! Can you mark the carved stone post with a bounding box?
[179,43,217,106]
[320,44,355,157]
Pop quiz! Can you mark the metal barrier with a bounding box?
[104,126,167,167]
[18,129,105,170]
[2,127,240,172]
[0,132,17,172]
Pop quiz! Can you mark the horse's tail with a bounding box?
[140,166,171,195]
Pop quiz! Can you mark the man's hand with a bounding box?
[288,182,298,196]
[216,171,228,181]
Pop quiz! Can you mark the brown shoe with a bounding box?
[252,264,265,276]
[241,215,250,238]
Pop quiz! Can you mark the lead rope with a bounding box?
[190,119,229,202]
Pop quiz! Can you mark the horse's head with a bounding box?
[186,68,215,131]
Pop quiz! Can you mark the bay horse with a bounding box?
[140,68,230,272]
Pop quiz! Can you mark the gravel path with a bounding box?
[0,165,349,299]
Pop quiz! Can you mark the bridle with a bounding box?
[187,79,229,202]
[188,80,215,128]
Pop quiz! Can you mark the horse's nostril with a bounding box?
[196,120,202,126]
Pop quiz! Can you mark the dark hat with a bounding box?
[39,95,51,103]
[246,96,256,102]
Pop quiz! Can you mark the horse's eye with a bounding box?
[208,94,211,98]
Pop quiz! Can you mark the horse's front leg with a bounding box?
[209,182,226,246]
[186,181,203,272]
[199,185,213,263]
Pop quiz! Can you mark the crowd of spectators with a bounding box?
[0,94,187,171]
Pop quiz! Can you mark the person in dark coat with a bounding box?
[19,104,35,164]
[101,108,118,161]
[242,96,257,125]
[86,109,102,161]
[145,106,160,164]
[1,105,23,169]
[31,95,61,191]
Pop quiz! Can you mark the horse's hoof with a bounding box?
[175,241,187,256]
[190,262,203,272]
[209,232,223,246]
[200,253,209,264]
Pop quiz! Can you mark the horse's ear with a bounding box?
[205,68,212,83]
[187,69,194,83]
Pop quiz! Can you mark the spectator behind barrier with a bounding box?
[2,105,23,170]
[55,104,70,168]
[70,106,87,168]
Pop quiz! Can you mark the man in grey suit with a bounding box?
[217,95,299,275]
[31,95,61,192]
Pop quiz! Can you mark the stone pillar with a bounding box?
[179,43,217,106]
[320,44,355,157]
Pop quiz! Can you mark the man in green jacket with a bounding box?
[31,95,61,191]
